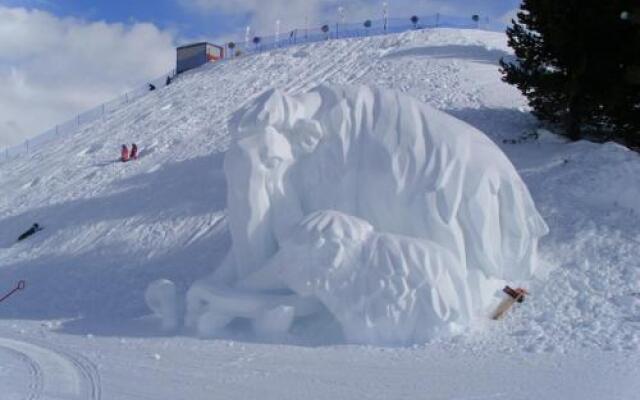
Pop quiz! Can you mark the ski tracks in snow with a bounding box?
[0,337,101,400]
[285,38,373,94]
[0,344,43,400]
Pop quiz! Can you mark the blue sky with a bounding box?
[0,0,520,147]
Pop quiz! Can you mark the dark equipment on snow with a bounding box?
[491,286,529,320]
[148,83,156,91]
[0,280,26,304]
[166,76,172,86]
[17,223,42,242]
[503,286,527,303]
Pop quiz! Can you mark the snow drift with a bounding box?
[148,84,548,344]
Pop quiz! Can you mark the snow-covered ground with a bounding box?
[1,28,639,399]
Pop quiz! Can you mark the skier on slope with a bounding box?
[130,143,138,160]
[17,223,42,242]
[121,144,130,162]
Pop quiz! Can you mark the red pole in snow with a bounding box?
[0,281,26,304]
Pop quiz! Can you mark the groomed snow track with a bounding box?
[0,337,101,400]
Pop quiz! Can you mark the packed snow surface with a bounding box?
[170,84,549,344]
[0,28,639,399]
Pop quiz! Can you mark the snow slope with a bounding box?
[1,28,639,399]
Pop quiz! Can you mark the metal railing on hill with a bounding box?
[225,14,501,57]
[0,13,502,163]
[0,71,175,163]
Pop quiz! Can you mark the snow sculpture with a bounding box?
[148,84,549,345]
[145,279,179,332]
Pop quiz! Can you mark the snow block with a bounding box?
[145,279,179,332]
[184,84,549,344]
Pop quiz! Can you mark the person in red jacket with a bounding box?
[121,144,130,162]
[130,143,138,160]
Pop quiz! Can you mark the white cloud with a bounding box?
[0,6,176,148]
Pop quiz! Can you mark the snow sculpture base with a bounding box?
[145,279,179,332]
[147,84,548,345]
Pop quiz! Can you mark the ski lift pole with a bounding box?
[337,6,344,38]
[0,280,26,304]
[383,1,388,32]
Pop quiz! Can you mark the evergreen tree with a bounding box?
[500,0,640,146]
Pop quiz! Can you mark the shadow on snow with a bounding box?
[0,153,229,326]
[385,44,514,65]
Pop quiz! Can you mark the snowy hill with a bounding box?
[1,28,639,399]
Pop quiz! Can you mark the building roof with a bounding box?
[177,42,223,50]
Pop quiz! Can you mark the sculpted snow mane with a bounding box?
[147,84,549,345]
